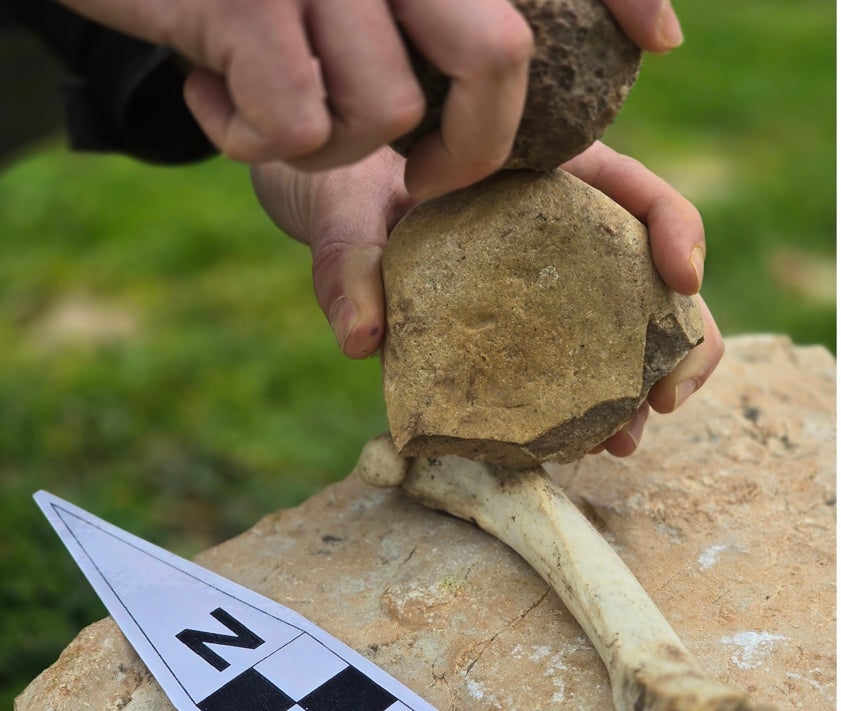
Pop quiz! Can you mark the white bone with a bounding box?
[355,436,777,711]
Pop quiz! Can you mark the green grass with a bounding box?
[1,1,835,706]
[604,0,836,347]
[0,154,388,704]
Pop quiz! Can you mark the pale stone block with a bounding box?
[16,336,836,711]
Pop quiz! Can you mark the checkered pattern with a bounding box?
[198,634,409,711]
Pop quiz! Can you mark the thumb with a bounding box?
[307,149,412,359]
[312,240,386,359]
[252,149,411,359]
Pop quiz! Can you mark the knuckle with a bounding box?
[311,233,383,289]
[332,80,425,142]
[247,77,331,158]
[614,153,647,177]
[476,11,535,70]
[248,111,330,161]
[280,117,332,157]
[282,59,321,97]
[311,236,352,282]
[310,238,351,309]
[218,133,271,164]
[378,88,426,138]
[221,127,323,164]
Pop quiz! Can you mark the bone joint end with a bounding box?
[353,433,409,487]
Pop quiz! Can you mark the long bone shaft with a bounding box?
[355,436,776,711]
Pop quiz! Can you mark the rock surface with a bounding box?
[381,169,703,468]
[391,0,641,170]
[17,336,836,711]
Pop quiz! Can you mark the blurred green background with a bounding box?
[1,1,835,706]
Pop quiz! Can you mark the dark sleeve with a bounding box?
[2,0,216,165]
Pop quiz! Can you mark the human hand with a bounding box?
[397,0,686,199]
[561,141,723,456]
[252,148,413,359]
[602,0,685,52]
[56,0,684,196]
[252,141,724,458]
[58,0,533,188]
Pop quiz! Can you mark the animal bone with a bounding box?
[355,435,777,711]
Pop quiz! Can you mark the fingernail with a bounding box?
[659,1,684,49]
[625,410,647,450]
[689,243,705,293]
[328,297,359,353]
[674,378,699,410]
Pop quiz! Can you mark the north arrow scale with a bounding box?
[35,490,437,711]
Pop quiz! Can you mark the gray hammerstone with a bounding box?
[391,0,642,170]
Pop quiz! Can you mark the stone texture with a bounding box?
[381,169,703,468]
[17,336,836,711]
[391,0,641,170]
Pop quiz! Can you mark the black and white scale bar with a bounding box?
[198,665,404,711]
[34,490,436,711]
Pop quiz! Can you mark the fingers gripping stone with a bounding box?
[392,0,642,170]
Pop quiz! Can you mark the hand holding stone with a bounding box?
[560,143,725,453]
[58,0,532,175]
[252,144,724,458]
[381,168,705,466]
[601,0,685,52]
[59,0,684,187]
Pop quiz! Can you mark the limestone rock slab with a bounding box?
[16,336,836,711]
[381,169,703,468]
[391,0,641,170]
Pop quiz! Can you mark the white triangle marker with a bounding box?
[35,490,437,711]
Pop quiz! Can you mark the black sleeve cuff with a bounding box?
[5,0,216,165]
